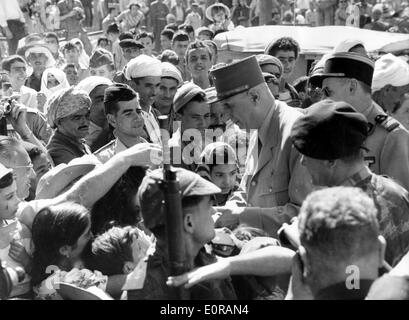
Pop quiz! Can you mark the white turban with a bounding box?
[76,76,113,95]
[372,53,409,93]
[161,62,183,86]
[124,54,162,80]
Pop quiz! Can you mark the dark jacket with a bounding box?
[47,130,91,165]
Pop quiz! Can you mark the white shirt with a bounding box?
[297,0,310,10]
[0,0,25,28]
[20,85,38,110]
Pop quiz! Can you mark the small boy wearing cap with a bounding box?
[186,40,213,90]
[169,82,211,171]
[127,167,237,300]
[89,48,116,80]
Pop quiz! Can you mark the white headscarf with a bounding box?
[72,38,90,68]
[41,67,70,99]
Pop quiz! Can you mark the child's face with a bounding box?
[64,48,79,64]
[213,11,226,23]
[210,164,237,194]
[187,47,212,77]
[64,66,79,85]
[0,180,20,221]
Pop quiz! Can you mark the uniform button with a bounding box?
[251,181,257,186]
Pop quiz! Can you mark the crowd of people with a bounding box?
[0,0,409,301]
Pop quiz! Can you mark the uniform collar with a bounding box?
[363,101,385,125]
[340,166,372,187]
[258,101,279,147]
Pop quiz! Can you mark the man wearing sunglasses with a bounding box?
[309,52,409,192]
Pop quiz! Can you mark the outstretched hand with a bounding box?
[121,142,163,167]
[167,259,231,289]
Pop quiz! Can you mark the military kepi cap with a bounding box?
[210,56,265,101]
[290,99,369,160]
[138,167,221,230]
[309,52,374,88]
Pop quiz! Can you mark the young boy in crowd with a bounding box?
[186,40,213,89]
[136,32,156,57]
[89,48,116,80]
[160,29,175,52]
[169,82,211,171]
[196,142,239,206]
[126,167,237,300]
[171,32,190,81]
[63,63,79,86]
[62,41,89,82]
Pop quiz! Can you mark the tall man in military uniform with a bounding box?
[210,56,311,235]
[289,99,409,267]
[309,52,409,191]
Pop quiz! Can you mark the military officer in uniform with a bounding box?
[94,83,148,163]
[309,52,409,191]
[210,56,312,236]
[288,99,409,267]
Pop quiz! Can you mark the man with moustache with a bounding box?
[94,84,148,164]
[153,62,183,134]
[46,87,92,165]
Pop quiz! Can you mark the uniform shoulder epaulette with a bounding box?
[374,114,400,132]
[94,139,115,154]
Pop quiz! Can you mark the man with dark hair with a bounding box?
[124,54,163,145]
[179,24,195,42]
[136,32,155,57]
[62,40,89,82]
[127,167,237,300]
[264,37,301,108]
[94,83,147,163]
[309,52,409,192]
[172,31,190,81]
[44,32,66,67]
[96,37,110,51]
[287,187,385,300]
[288,99,409,267]
[160,29,174,52]
[185,40,213,89]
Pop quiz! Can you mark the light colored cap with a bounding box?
[36,155,101,199]
[76,76,113,95]
[161,62,183,86]
[372,53,409,93]
[124,54,162,80]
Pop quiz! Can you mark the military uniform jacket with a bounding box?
[363,101,409,191]
[343,166,409,266]
[236,101,309,209]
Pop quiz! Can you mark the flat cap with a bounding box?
[173,82,207,113]
[138,167,221,230]
[210,56,265,101]
[119,39,144,49]
[161,62,183,86]
[124,54,162,80]
[256,54,283,73]
[309,52,374,88]
[89,48,114,68]
[290,99,369,160]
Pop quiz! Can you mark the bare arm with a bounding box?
[167,246,295,288]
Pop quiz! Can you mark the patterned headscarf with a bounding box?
[46,86,91,129]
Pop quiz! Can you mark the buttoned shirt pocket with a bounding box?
[255,174,290,208]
